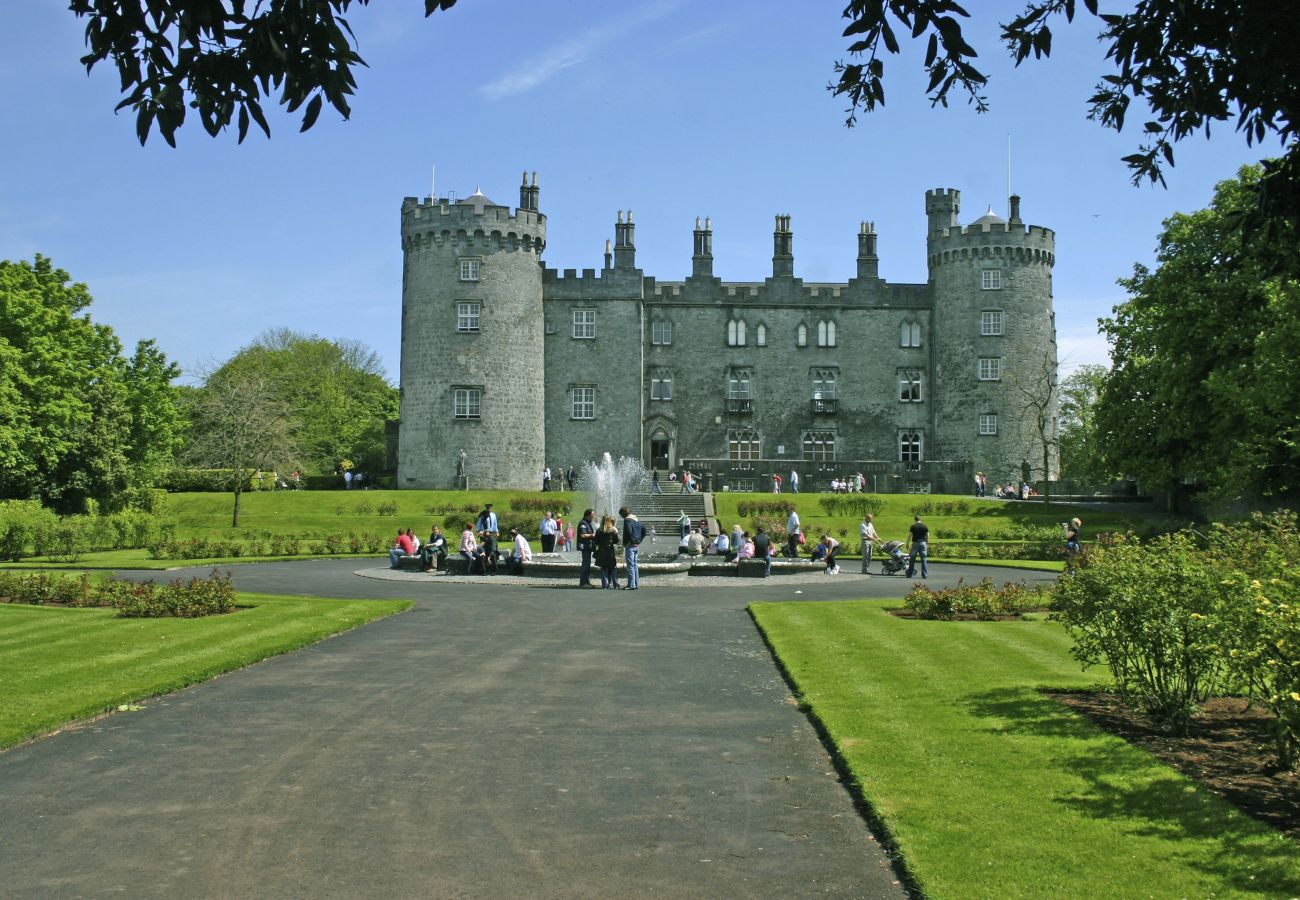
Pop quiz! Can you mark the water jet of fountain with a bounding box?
[581,453,650,522]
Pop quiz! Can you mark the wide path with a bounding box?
[1,562,1053,898]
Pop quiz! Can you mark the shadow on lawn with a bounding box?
[964,688,1300,897]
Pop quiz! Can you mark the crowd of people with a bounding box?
[975,472,1040,499]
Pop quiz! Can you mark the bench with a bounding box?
[736,559,771,578]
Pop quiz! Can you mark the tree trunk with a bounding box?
[231,481,243,528]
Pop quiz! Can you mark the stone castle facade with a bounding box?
[397,173,1058,493]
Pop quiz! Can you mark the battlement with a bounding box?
[401,196,546,254]
[927,221,1055,269]
[541,265,642,300]
[924,187,960,210]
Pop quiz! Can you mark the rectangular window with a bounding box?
[978,357,1002,381]
[571,386,595,419]
[906,481,932,494]
[981,310,1004,335]
[453,388,481,419]
[979,414,998,435]
[572,309,595,339]
[727,371,751,400]
[811,368,838,399]
[650,374,672,401]
[981,269,1002,290]
[652,320,673,345]
[728,431,761,460]
[802,431,836,461]
[459,259,480,281]
[456,302,480,333]
[898,430,923,462]
[898,369,923,403]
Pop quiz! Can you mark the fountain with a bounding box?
[581,452,650,521]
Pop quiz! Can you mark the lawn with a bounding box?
[164,489,578,539]
[0,593,410,749]
[750,599,1300,899]
[713,491,1177,552]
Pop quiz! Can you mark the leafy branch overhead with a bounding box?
[831,0,1300,221]
[71,0,460,147]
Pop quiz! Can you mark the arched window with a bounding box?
[796,323,808,347]
[817,320,837,347]
[756,323,767,346]
[727,319,747,347]
[900,320,921,348]
[898,431,923,462]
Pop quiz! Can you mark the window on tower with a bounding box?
[651,320,673,345]
[572,309,596,339]
[459,258,480,281]
[981,310,1004,336]
[978,357,1003,381]
[456,302,481,333]
[571,386,595,419]
[981,270,1002,290]
[453,387,482,420]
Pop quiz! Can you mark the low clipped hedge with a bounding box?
[0,570,236,618]
[903,578,1052,620]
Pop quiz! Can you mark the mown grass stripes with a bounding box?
[751,599,1300,899]
[0,594,409,749]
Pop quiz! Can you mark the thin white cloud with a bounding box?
[481,1,682,100]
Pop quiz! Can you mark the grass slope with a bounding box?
[750,600,1300,899]
[0,594,410,750]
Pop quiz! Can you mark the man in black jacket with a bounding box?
[576,508,596,587]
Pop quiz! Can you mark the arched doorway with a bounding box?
[650,428,673,471]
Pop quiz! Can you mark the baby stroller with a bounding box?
[879,540,909,575]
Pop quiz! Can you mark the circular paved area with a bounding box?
[0,559,1055,898]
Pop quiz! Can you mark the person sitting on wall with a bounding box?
[389,528,415,569]
[735,532,755,561]
[697,517,710,538]
[711,530,731,560]
[421,526,448,572]
[809,541,827,562]
[459,523,485,574]
[479,529,500,575]
[820,534,841,574]
[685,527,706,556]
[507,527,533,574]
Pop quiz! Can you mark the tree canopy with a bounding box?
[71,0,458,146]
[0,256,184,511]
[198,329,397,475]
[1056,364,1112,489]
[1096,164,1300,502]
[831,0,1300,227]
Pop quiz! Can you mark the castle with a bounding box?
[397,173,1058,493]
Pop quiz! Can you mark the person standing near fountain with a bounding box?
[785,505,801,558]
[677,510,690,538]
[539,511,559,553]
[594,515,621,589]
[619,506,645,590]
[576,508,596,587]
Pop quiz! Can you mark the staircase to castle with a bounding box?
[617,484,715,540]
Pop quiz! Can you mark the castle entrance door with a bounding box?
[650,438,671,471]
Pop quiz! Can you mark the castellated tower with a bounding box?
[397,177,547,489]
[926,189,1058,483]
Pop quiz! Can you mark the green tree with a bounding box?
[830,0,1300,228]
[1057,364,1112,488]
[123,339,186,485]
[1096,164,1300,503]
[201,329,397,475]
[185,367,298,527]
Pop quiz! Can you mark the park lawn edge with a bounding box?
[0,593,412,752]
[747,598,1300,898]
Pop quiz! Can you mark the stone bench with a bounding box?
[736,559,771,578]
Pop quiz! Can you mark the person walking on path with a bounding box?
[906,515,929,579]
[650,470,664,494]
[594,515,621,589]
[542,466,552,492]
[576,508,596,587]
[620,506,645,590]
[790,469,799,493]
[859,514,879,573]
[772,473,782,494]
[1064,517,1083,555]
[785,505,801,558]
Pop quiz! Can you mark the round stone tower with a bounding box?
[925,189,1058,483]
[398,175,547,489]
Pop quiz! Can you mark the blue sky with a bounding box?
[0,1,1272,384]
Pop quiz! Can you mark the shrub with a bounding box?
[737,500,794,518]
[509,497,572,515]
[45,521,89,563]
[903,578,1049,621]
[0,500,59,560]
[376,501,399,516]
[1053,531,1230,734]
[111,570,237,618]
[354,501,373,516]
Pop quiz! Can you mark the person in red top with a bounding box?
[389,529,415,568]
